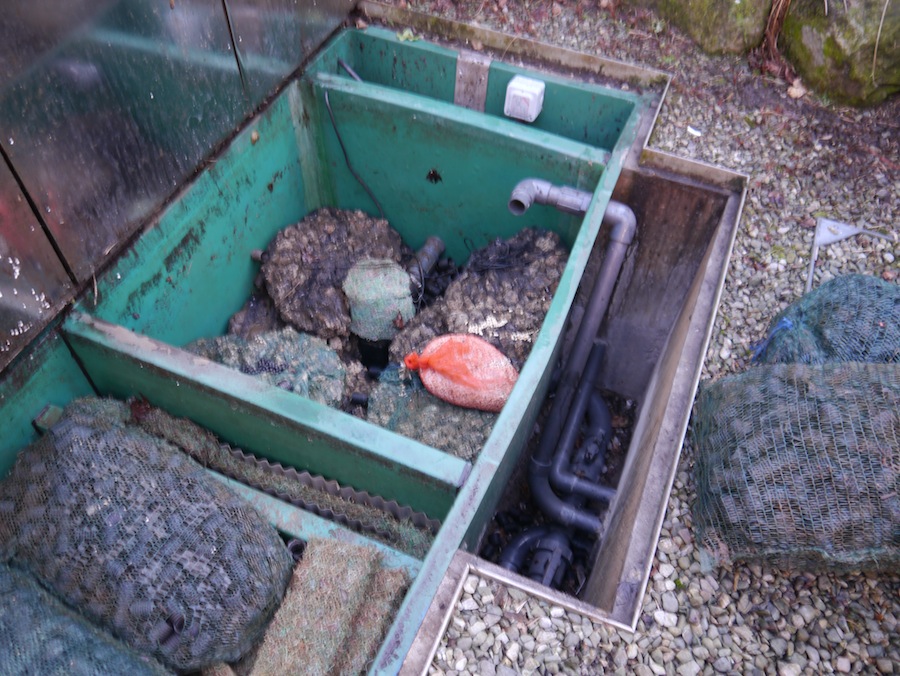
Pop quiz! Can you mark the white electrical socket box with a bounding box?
[504,75,545,123]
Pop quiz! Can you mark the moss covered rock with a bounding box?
[782,0,899,105]
[632,0,772,54]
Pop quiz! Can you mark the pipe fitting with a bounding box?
[508,178,594,216]
[604,199,637,245]
[526,199,636,534]
[529,456,604,533]
[407,235,445,293]
[549,341,618,505]
[497,524,555,572]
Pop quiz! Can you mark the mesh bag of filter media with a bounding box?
[752,274,900,365]
[0,398,293,672]
[691,362,900,572]
[133,403,435,560]
[0,563,170,676]
[367,365,497,462]
[186,327,350,407]
[389,228,568,370]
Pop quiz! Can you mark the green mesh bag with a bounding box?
[0,398,293,672]
[367,366,496,462]
[692,363,900,572]
[133,404,435,560]
[186,328,347,407]
[752,275,900,364]
[0,563,170,676]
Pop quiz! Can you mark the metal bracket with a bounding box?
[454,50,492,112]
[806,217,892,292]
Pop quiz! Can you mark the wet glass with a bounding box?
[0,161,73,368]
[0,0,351,370]
[0,0,351,284]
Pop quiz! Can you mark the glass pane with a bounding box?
[0,0,352,288]
[0,160,73,370]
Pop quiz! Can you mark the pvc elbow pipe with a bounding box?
[528,465,604,534]
[507,177,637,248]
[560,200,636,393]
[603,199,637,245]
[508,178,594,216]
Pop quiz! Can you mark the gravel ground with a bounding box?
[370,1,899,674]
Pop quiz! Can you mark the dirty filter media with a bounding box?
[0,398,293,672]
[187,327,348,407]
[368,365,497,461]
[134,403,435,559]
[217,538,410,676]
[753,274,900,364]
[390,227,568,370]
[0,563,169,676]
[692,362,899,572]
[371,228,568,459]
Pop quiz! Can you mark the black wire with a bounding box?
[337,58,363,82]
[323,89,385,220]
[220,0,248,95]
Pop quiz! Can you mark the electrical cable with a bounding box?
[322,59,384,218]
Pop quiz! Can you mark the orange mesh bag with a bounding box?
[404,334,518,413]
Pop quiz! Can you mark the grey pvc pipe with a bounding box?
[508,178,594,216]
[527,199,636,534]
[584,391,613,470]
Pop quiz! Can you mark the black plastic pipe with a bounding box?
[497,524,556,572]
[525,528,575,588]
[527,200,636,533]
[407,235,445,295]
[583,391,613,471]
[549,341,617,504]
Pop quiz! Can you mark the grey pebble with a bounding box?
[876,658,895,674]
[771,637,789,658]
[713,656,733,672]
[478,659,496,676]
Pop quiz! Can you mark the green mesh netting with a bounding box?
[692,362,900,572]
[752,274,900,364]
[133,404,434,559]
[0,398,293,672]
[342,259,415,341]
[186,328,347,407]
[367,366,496,462]
[0,563,170,676]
